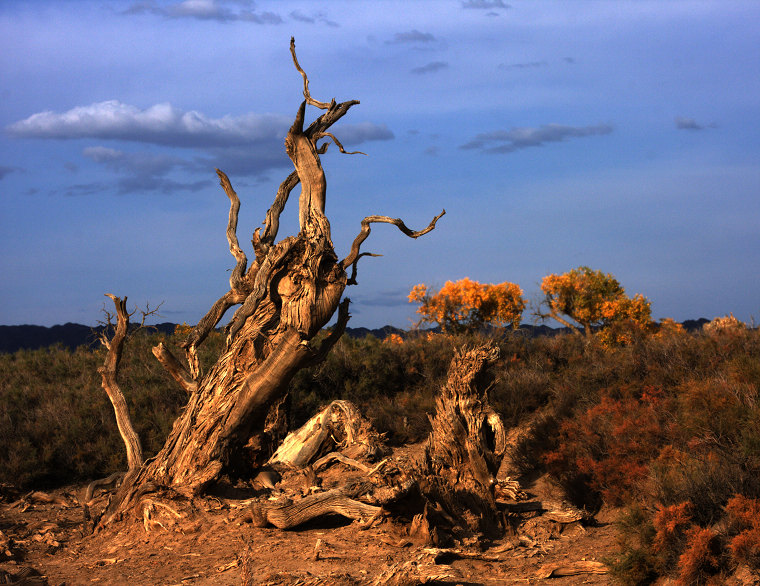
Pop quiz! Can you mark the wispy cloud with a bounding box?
[334,123,395,145]
[386,30,436,44]
[7,101,291,148]
[289,10,338,27]
[675,116,715,131]
[81,146,212,195]
[498,60,548,71]
[123,0,282,23]
[411,61,449,75]
[353,289,411,308]
[462,0,510,9]
[461,123,613,153]
[83,146,187,175]
[0,165,20,180]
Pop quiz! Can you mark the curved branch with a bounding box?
[341,209,446,271]
[179,171,253,376]
[152,342,198,394]
[306,100,361,138]
[98,294,144,472]
[302,298,351,368]
[537,308,582,337]
[216,169,248,291]
[315,132,367,156]
[346,252,381,286]
[261,171,299,247]
[290,37,331,110]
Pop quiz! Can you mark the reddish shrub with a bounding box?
[543,387,668,505]
[652,501,693,555]
[726,495,760,569]
[725,494,760,530]
[675,527,722,585]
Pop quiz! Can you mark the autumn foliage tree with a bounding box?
[539,266,651,345]
[409,277,525,333]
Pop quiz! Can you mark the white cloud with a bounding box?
[460,123,613,153]
[123,0,282,23]
[7,101,291,148]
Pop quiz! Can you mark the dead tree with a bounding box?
[97,294,145,473]
[97,39,443,527]
[84,296,161,510]
[240,343,508,544]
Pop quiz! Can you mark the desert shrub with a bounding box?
[725,495,760,570]
[543,385,669,506]
[703,313,747,336]
[608,505,657,585]
[675,527,722,585]
[523,325,760,584]
[651,502,694,569]
[0,329,219,488]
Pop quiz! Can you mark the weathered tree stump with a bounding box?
[415,343,507,539]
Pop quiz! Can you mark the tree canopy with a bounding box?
[409,278,525,333]
[539,266,651,345]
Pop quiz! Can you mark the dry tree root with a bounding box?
[84,472,124,505]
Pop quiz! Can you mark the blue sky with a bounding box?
[1,0,758,329]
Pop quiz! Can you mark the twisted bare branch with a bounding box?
[290,37,331,110]
[315,132,367,156]
[346,252,381,286]
[341,210,446,280]
[261,40,361,246]
[216,169,248,291]
[179,171,256,377]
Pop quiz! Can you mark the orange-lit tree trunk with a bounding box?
[99,39,443,526]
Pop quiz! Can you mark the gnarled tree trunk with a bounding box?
[416,343,507,539]
[98,39,443,527]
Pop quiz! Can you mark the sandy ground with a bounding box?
[1,444,618,585]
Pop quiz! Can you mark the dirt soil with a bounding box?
[0,443,620,585]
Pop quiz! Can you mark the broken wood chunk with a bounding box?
[538,560,608,578]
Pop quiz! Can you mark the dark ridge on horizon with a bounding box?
[0,319,712,354]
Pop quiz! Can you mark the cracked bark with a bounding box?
[99,39,442,526]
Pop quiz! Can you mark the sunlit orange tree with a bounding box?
[539,266,651,345]
[409,277,525,333]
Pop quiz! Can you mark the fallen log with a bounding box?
[251,488,380,529]
[268,400,385,468]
